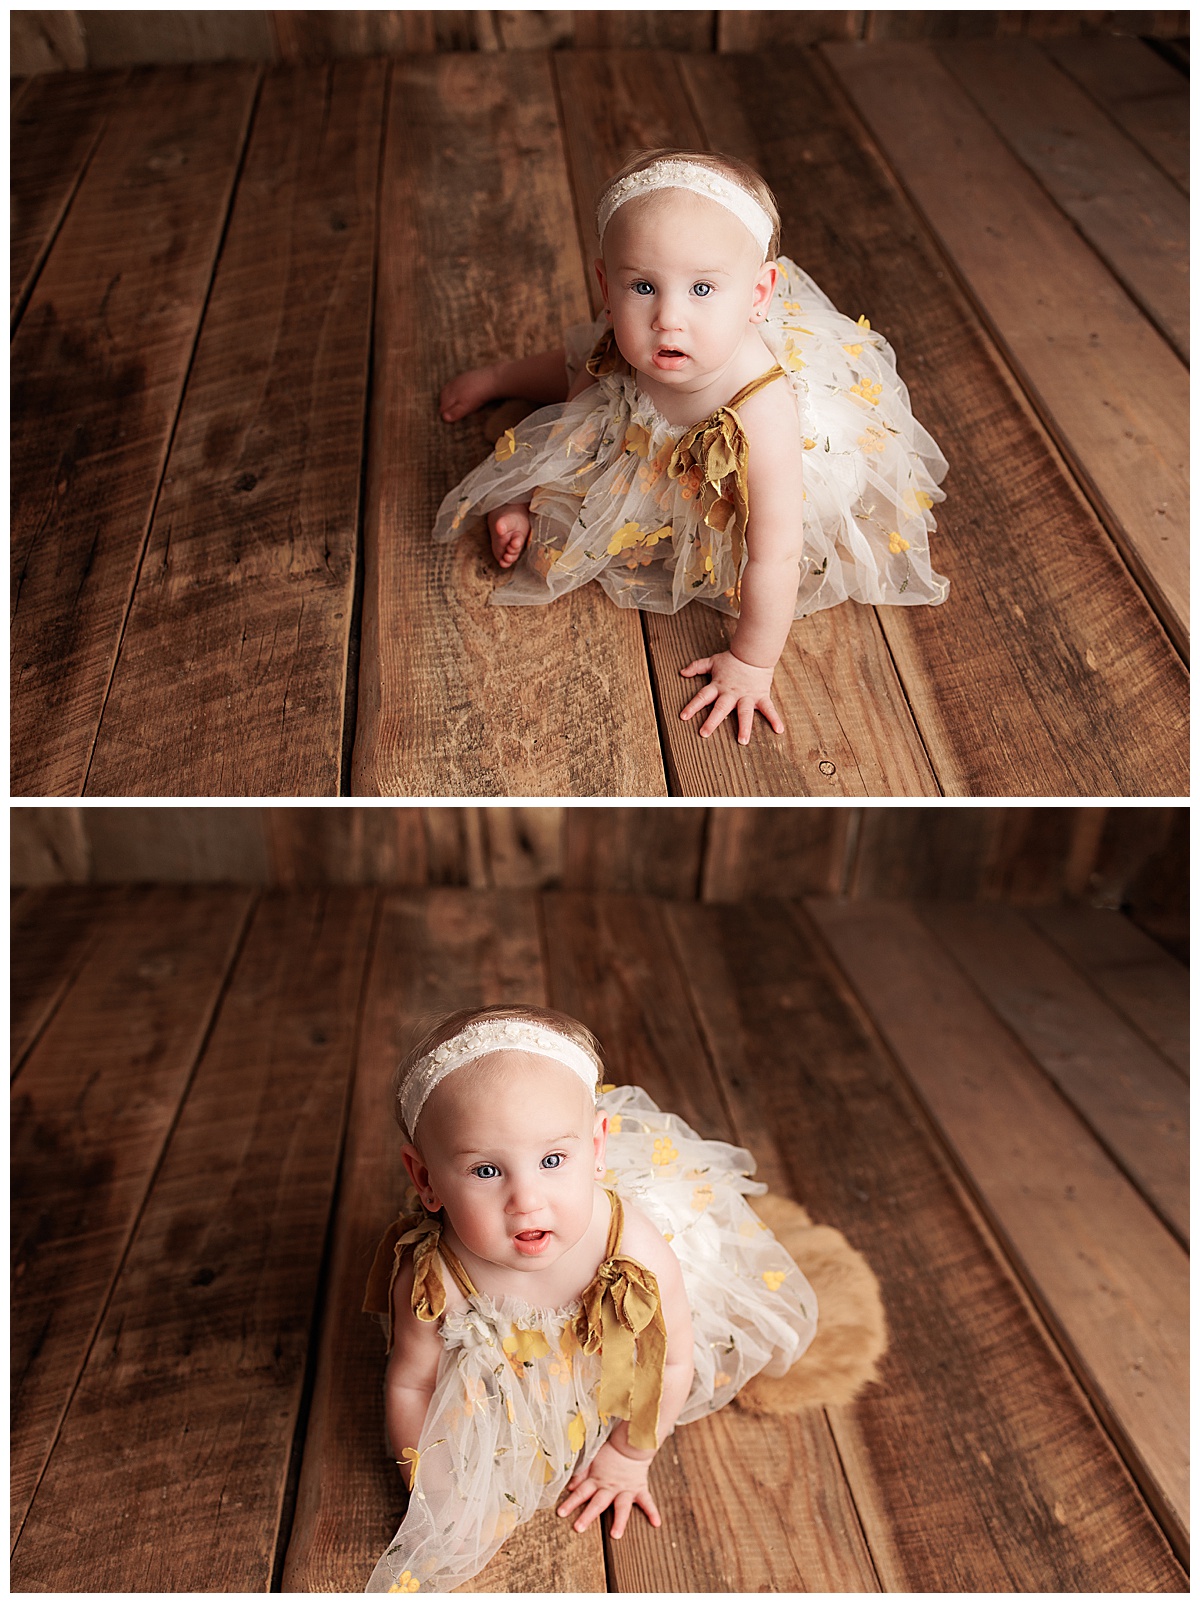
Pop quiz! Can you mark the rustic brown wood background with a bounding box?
[11,882,1188,1589]
[12,9,1192,74]
[10,804,1187,950]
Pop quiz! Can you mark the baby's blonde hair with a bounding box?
[597,147,782,261]
[392,1003,604,1142]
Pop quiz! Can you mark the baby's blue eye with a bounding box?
[541,1153,564,1169]
[472,1163,500,1180]
[632,281,654,296]
[693,283,713,297]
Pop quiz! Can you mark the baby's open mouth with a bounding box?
[515,1229,548,1241]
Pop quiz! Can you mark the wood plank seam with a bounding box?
[1049,45,1188,196]
[934,40,1188,365]
[9,887,261,1558]
[10,921,102,1084]
[77,67,267,794]
[817,42,1189,662]
[795,899,1189,1567]
[268,888,384,1586]
[1027,909,1189,1084]
[9,68,131,338]
[810,43,1189,670]
[341,62,392,795]
[813,1396,885,1592]
[911,901,1188,1248]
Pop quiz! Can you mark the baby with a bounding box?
[363,1004,816,1593]
[435,148,948,746]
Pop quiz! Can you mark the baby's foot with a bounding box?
[440,365,498,422]
[488,503,531,568]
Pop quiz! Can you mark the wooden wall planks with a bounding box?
[1046,35,1189,191]
[10,64,261,796]
[85,60,384,796]
[11,11,1190,73]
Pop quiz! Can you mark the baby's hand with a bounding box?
[556,1438,661,1539]
[680,650,784,744]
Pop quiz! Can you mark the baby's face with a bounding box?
[408,1052,605,1274]
[597,190,775,389]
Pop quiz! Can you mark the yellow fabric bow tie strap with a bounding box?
[584,324,629,379]
[573,1253,667,1452]
[667,365,785,605]
[362,1208,446,1349]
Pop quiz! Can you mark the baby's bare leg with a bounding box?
[440,349,569,422]
[488,503,532,568]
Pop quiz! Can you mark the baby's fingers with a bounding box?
[557,1478,595,1519]
[608,1492,635,1540]
[699,693,737,739]
[680,683,717,723]
[680,656,713,679]
[759,694,785,736]
[635,1486,662,1530]
[570,1485,616,1534]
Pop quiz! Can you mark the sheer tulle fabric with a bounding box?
[432,257,948,619]
[365,1085,817,1593]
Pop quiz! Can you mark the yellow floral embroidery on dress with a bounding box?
[858,428,887,454]
[713,1370,732,1387]
[494,428,518,462]
[691,1183,715,1212]
[652,1137,678,1167]
[888,532,911,555]
[738,1217,768,1238]
[763,1269,788,1291]
[529,543,562,578]
[503,1326,551,1368]
[568,1411,587,1454]
[461,1373,486,1416]
[843,341,863,357]
[857,314,872,330]
[605,521,672,557]
[389,1571,420,1592]
[782,336,806,372]
[624,421,652,459]
[548,1356,572,1387]
[399,1447,421,1488]
[903,488,935,513]
[608,1114,623,1134]
[803,438,817,451]
[850,379,883,406]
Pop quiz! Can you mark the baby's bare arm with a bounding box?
[441,349,575,421]
[384,1256,444,1477]
[557,1207,694,1538]
[680,386,804,743]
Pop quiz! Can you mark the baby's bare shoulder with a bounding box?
[737,372,802,452]
[618,1199,684,1282]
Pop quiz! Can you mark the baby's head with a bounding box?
[594,149,782,387]
[394,1005,608,1274]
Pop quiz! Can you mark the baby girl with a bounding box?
[435,148,948,745]
[363,1004,816,1592]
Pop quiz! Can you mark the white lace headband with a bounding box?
[400,1018,599,1136]
[597,159,774,259]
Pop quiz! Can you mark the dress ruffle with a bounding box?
[432,257,948,618]
[363,1085,816,1594]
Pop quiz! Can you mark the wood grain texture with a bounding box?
[85,9,276,68]
[84,806,271,881]
[673,896,1185,1589]
[552,49,940,798]
[9,10,88,73]
[12,889,374,1591]
[10,887,253,1542]
[352,53,665,797]
[562,807,706,898]
[807,898,1189,1558]
[265,805,430,885]
[849,807,1006,898]
[10,64,260,796]
[718,11,865,48]
[85,62,383,796]
[543,892,879,1590]
[8,806,91,886]
[10,884,129,1072]
[918,902,1188,1243]
[350,54,660,795]
[940,38,1188,358]
[825,39,1189,654]
[10,68,126,327]
[701,807,851,900]
[280,888,607,1592]
[690,48,1188,795]
[1028,904,1189,1078]
[1046,34,1189,191]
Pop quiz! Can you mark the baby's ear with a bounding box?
[593,1109,609,1175]
[752,259,779,320]
[594,257,610,310]
[401,1141,440,1211]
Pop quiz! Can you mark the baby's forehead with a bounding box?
[605,188,758,269]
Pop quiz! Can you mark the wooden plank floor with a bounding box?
[10,41,1188,797]
[11,887,1187,1590]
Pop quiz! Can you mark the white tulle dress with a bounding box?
[433,257,948,619]
[363,1084,818,1593]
